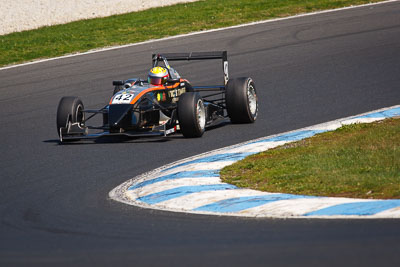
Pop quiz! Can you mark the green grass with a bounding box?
[220,118,400,199]
[0,0,385,67]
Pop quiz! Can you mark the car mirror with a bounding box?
[167,78,180,83]
[113,80,125,86]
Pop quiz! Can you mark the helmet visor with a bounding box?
[148,76,166,85]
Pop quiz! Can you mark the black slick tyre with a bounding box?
[178,92,206,138]
[56,96,85,137]
[225,77,258,123]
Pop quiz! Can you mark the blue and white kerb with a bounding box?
[110,105,400,219]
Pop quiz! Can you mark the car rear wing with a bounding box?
[152,51,229,87]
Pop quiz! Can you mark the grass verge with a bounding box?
[220,118,400,199]
[0,0,385,67]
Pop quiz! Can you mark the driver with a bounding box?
[148,66,169,85]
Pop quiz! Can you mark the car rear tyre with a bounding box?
[56,96,85,137]
[178,92,206,138]
[225,77,258,123]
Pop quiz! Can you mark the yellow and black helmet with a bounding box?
[148,67,169,85]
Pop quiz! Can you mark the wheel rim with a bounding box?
[247,83,257,118]
[196,99,206,130]
[76,104,85,126]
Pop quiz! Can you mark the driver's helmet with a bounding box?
[148,67,169,85]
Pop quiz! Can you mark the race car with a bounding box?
[56,51,258,142]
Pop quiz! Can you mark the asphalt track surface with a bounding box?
[1,2,400,266]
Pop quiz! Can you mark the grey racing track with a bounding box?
[1,2,400,266]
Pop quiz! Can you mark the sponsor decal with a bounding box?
[223,61,229,85]
[165,127,176,135]
[168,88,186,99]
[157,92,167,102]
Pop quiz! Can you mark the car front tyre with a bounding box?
[178,92,206,138]
[56,96,85,137]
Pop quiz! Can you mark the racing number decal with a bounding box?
[112,93,134,104]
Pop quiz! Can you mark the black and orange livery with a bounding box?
[56,51,258,142]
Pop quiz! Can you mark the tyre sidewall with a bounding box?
[177,92,205,137]
[226,77,258,123]
[56,96,85,134]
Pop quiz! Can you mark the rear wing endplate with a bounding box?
[152,51,229,86]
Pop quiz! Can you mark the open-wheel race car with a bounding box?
[56,51,258,142]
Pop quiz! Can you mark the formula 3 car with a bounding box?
[56,51,258,142]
